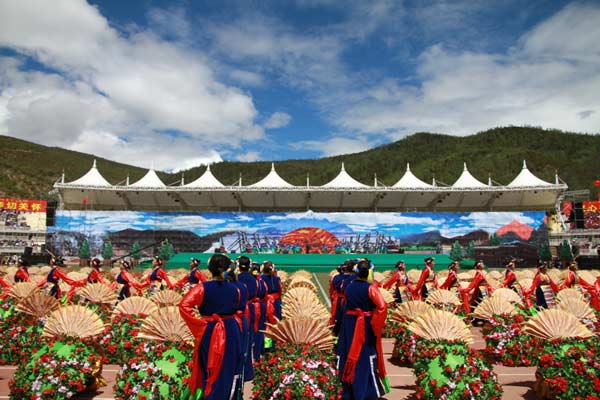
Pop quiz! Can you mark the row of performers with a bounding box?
[330,257,600,315]
[1,254,284,400]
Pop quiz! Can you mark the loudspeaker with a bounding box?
[46,201,57,226]
[573,202,585,229]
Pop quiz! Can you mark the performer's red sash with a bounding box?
[342,309,372,384]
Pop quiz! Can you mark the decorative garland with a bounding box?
[481,314,539,367]
[252,343,340,399]
[113,341,193,400]
[390,325,418,367]
[535,338,600,400]
[9,338,104,400]
[413,341,503,400]
[99,313,146,364]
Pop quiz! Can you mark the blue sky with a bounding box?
[1,1,599,171]
[53,210,545,239]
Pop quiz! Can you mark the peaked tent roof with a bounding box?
[508,160,553,187]
[250,163,294,187]
[68,160,111,186]
[130,169,165,187]
[322,163,369,188]
[393,163,432,188]
[452,163,488,188]
[185,164,224,187]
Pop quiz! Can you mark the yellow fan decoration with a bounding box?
[391,301,432,323]
[150,289,183,306]
[425,289,461,306]
[491,288,522,304]
[378,287,395,305]
[43,305,106,339]
[15,292,60,318]
[79,283,117,304]
[557,297,597,322]
[522,309,593,340]
[113,296,158,318]
[137,306,194,343]
[8,282,39,301]
[556,288,585,304]
[408,309,473,344]
[471,296,516,320]
[265,318,334,351]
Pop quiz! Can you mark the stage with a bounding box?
[163,252,470,271]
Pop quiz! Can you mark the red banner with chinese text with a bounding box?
[0,198,47,212]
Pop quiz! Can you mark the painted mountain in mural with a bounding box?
[442,229,491,246]
[496,220,534,241]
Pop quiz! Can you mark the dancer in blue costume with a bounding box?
[337,259,388,400]
[180,253,244,400]
[334,260,357,336]
[330,263,345,325]
[260,261,282,322]
[252,262,268,360]
[115,260,144,301]
[226,260,253,383]
[236,256,258,376]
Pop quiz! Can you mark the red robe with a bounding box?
[459,270,493,313]
[37,267,85,299]
[174,269,207,288]
[14,267,30,282]
[87,268,107,284]
[439,271,458,290]
[524,272,559,308]
[179,284,208,396]
[412,266,437,300]
[144,267,175,289]
[560,271,600,311]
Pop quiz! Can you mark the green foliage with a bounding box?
[466,241,475,258]
[489,234,500,246]
[450,241,463,261]
[158,239,175,261]
[131,241,141,260]
[539,241,552,261]
[101,241,113,260]
[78,239,91,260]
[2,127,600,198]
[558,240,573,262]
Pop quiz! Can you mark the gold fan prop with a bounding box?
[391,301,432,323]
[491,288,522,304]
[291,270,312,280]
[408,309,473,344]
[277,270,289,283]
[522,309,593,340]
[138,306,194,343]
[113,296,158,318]
[379,287,395,305]
[79,283,117,304]
[287,278,317,292]
[407,269,421,282]
[8,282,39,301]
[488,270,502,280]
[283,287,316,305]
[555,288,585,304]
[282,296,329,321]
[471,296,516,321]
[265,318,334,351]
[43,305,106,339]
[425,289,461,307]
[15,292,60,318]
[557,297,597,323]
[150,289,183,306]
[373,272,385,284]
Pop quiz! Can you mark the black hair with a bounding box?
[356,258,371,279]
[448,261,457,270]
[121,260,131,269]
[92,258,101,268]
[208,253,232,277]
[343,259,355,273]
[238,256,251,271]
[336,264,343,274]
[262,260,274,275]
[395,260,405,270]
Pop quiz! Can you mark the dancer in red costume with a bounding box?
[412,257,437,300]
[383,260,413,304]
[459,260,493,314]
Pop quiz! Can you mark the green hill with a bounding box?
[1,126,599,199]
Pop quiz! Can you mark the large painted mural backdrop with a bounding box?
[48,211,548,266]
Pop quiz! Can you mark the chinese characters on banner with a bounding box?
[0,198,47,212]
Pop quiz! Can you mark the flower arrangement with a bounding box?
[382,312,401,338]
[252,343,340,400]
[1,318,46,364]
[9,338,105,399]
[390,325,419,366]
[113,341,193,400]
[99,313,146,364]
[481,314,539,367]
[413,341,503,400]
[535,339,600,399]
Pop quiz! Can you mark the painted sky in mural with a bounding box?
[52,210,546,239]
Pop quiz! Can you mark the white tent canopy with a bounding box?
[250,163,294,187]
[185,164,224,188]
[393,163,432,188]
[508,160,553,187]
[452,163,488,188]
[130,169,165,187]
[322,163,369,188]
[67,160,111,186]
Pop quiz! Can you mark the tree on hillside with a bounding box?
[539,241,552,261]
[489,234,500,246]
[466,240,475,258]
[78,239,91,260]
[450,241,463,261]
[159,239,175,261]
[131,241,141,262]
[558,240,573,262]
[102,241,113,261]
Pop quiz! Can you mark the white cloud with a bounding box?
[264,112,292,129]
[459,212,537,232]
[236,151,261,162]
[297,136,375,156]
[0,0,263,170]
